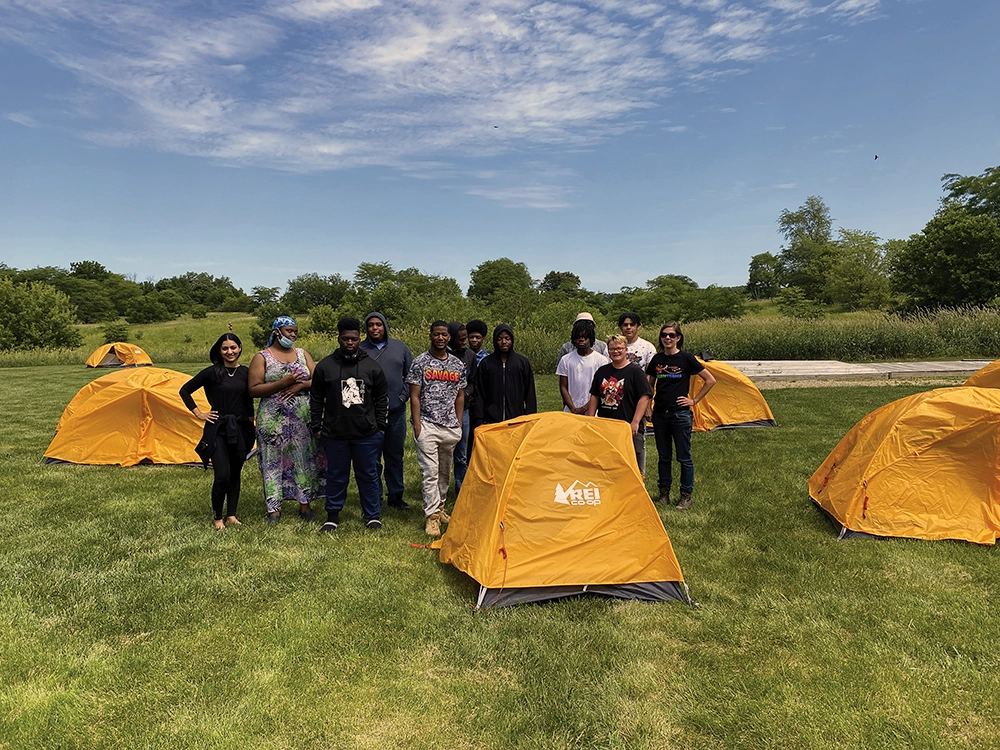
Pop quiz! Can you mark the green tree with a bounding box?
[538,271,582,295]
[890,207,1000,309]
[0,279,82,349]
[251,286,280,308]
[942,165,1000,222]
[776,196,838,300]
[280,273,350,315]
[69,260,112,281]
[825,230,891,310]
[468,258,535,301]
[156,272,247,310]
[747,252,781,300]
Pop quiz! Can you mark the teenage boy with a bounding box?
[472,324,537,428]
[587,334,653,473]
[359,312,413,510]
[311,318,389,532]
[618,312,656,371]
[466,320,490,363]
[556,319,610,414]
[407,321,467,537]
[447,322,478,496]
[557,313,609,360]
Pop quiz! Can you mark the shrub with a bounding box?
[0,279,82,350]
[190,305,209,319]
[305,305,339,336]
[102,321,130,344]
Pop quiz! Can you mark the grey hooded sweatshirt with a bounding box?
[359,312,414,415]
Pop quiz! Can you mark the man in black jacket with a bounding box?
[311,317,389,531]
[471,324,537,428]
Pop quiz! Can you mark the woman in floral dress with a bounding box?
[248,315,323,523]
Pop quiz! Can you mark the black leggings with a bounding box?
[211,435,246,520]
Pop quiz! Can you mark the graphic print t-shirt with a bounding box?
[625,338,657,370]
[589,362,653,430]
[406,351,467,428]
[646,351,704,413]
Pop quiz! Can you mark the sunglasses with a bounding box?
[660,332,678,339]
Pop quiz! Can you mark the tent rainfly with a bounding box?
[965,359,1000,388]
[434,411,692,608]
[809,387,1000,544]
[45,367,208,466]
[689,359,776,432]
[85,342,153,368]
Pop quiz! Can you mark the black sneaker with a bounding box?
[365,519,383,531]
[319,512,339,533]
[299,507,317,521]
[387,494,411,511]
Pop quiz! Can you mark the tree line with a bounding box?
[748,164,1000,316]
[3,163,998,351]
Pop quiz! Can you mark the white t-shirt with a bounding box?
[556,349,610,411]
[626,338,657,371]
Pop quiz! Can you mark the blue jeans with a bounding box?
[323,431,384,521]
[379,408,407,499]
[652,410,694,494]
[453,408,470,495]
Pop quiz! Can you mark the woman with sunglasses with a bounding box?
[645,321,716,509]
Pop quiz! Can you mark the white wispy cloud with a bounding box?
[0,0,888,203]
[4,112,38,127]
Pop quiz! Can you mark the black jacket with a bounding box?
[447,321,478,411]
[310,348,389,440]
[471,324,537,427]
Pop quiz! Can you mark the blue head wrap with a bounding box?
[268,315,297,346]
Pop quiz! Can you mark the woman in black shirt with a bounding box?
[645,322,715,510]
[180,333,256,528]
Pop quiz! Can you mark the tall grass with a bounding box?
[6,307,1000,370]
[687,307,1000,361]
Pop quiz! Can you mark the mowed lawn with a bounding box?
[2,366,999,749]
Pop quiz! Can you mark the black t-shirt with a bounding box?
[589,362,653,429]
[180,365,254,421]
[646,351,704,413]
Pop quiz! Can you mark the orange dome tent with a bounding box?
[434,411,691,608]
[45,368,209,466]
[809,387,1000,545]
[689,358,775,432]
[85,342,153,368]
[965,359,1000,388]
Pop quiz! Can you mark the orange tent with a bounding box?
[809,387,1000,545]
[965,359,1000,388]
[435,411,690,608]
[46,368,209,466]
[85,342,153,368]
[689,359,775,432]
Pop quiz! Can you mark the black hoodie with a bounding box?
[471,324,537,427]
[447,321,478,411]
[310,348,389,440]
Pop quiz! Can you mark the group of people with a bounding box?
[179,309,714,535]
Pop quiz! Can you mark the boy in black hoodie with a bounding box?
[472,324,537,427]
[311,318,389,531]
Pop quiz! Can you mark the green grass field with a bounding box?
[2,367,999,749]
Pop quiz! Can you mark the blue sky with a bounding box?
[1,0,997,295]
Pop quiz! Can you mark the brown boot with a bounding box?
[425,512,441,537]
[438,507,451,524]
[654,488,670,504]
[676,491,692,510]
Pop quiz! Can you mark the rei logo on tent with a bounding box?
[554,480,602,506]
